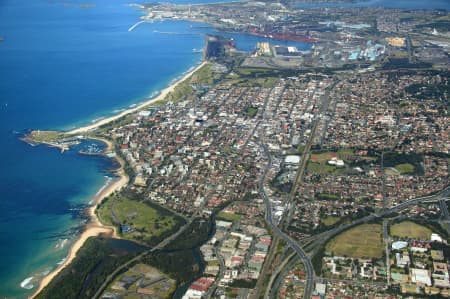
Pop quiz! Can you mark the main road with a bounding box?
[258,143,316,299]
[302,186,450,255]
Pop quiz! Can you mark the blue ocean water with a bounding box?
[0,1,208,298]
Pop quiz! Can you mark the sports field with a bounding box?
[326,224,383,259]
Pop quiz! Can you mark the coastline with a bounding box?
[29,156,128,299]
[29,59,206,299]
[67,61,207,135]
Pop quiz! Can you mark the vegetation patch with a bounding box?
[141,249,202,286]
[321,216,341,227]
[306,162,336,174]
[390,221,432,240]
[35,237,146,299]
[325,224,383,259]
[97,192,184,246]
[383,152,424,176]
[382,58,432,70]
[316,193,341,201]
[395,163,415,174]
[106,263,175,299]
[163,217,213,251]
[27,130,67,143]
[217,211,242,222]
[310,149,354,163]
[245,106,258,118]
[405,82,450,100]
[310,152,335,163]
[163,63,221,103]
[416,20,450,31]
[308,150,354,174]
[228,279,257,288]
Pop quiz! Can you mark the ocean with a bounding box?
[0,0,444,297]
[0,0,207,297]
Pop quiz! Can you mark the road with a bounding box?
[267,186,450,297]
[439,199,450,234]
[261,80,337,298]
[258,143,316,299]
[303,187,450,252]
[383,219,390,286]
[204,228,229,298]
[92,219,192,299]
[265,251,298,299]
[440,199,450,220]
[284,82,335,228]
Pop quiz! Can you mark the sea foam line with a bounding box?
[54,238,69,250]
[95,177,113,197]
[20,277,34,290]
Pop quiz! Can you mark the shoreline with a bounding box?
[29,59,206,298]
[30,153,128,298]
[67,60,207,135]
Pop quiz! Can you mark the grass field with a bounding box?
[321,216,340,226]
[310,149,354,164]
[326,224,383,259]
[97,194,180,244]
[163,63,219,103]
[217,211,242,222]
[28,130,66,143]
[307,150,355,174]
[395,163,415,174]
[390,221,432,240]
[310,152,334,164]
[225,77,278,88]
[307,162,336,174]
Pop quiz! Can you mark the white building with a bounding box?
[285,155,300,165]
[411,268,432,286]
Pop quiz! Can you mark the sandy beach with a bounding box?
[29,59,206,298]
[30,172,128,298]
[30,168,128,299]
[67,61,207,135]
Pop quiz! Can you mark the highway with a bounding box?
[439,198,450,234]
[440,199,450,220]
[265,186,450,297]
[261,80,337,298]
[302,187,450,253]
[258,143,316,299]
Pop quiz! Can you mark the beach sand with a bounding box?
[67,61,207,135]
[30,171,128,299]
[30,60,206,298]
